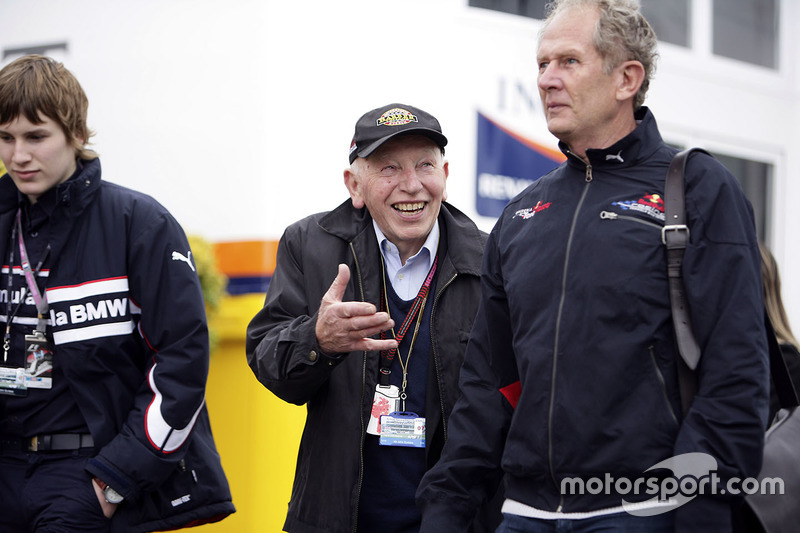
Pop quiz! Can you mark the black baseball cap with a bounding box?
[348,103,448,164]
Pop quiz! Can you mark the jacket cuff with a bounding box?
[418,499,475,533]
[86,456,138,502]
[86,429,189,502]
[317,345,346,362]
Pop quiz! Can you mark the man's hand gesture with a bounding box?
[315,264,397,355]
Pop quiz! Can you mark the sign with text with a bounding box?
[475,111,565,218]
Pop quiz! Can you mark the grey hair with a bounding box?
[540,0,659,109]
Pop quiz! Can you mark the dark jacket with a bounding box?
[246,200,490,533]
[0,159,234,532]
[417,108,769,532]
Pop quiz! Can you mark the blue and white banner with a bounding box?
[475,111,565,218]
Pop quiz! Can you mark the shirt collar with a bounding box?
[373,218,439,270]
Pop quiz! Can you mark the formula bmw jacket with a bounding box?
[416,108,769,532]
[0,158,234,532]
[246,200,490,533]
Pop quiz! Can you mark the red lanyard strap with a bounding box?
[378,255,438,386]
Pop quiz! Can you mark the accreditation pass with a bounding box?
[379,412,425,448]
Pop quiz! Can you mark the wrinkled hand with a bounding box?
[316,264,397,355]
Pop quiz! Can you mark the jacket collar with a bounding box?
[318,199,484,277]
[1,173,19,213]
[560,107,664,171]
[0,158,103,217]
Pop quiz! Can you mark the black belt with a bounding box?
[0,433,94,452]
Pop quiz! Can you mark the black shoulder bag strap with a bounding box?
[663,148,707,416]
[664,148,799,417]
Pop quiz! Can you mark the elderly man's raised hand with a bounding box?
[315,264,397,355]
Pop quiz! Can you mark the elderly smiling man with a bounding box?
[246,103,499,533]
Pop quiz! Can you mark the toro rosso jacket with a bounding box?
[0,158,234,532]
[417,108,769,531]
[246,200,488,533]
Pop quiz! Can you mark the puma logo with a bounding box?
[606,151,624,163]
[171,250,196,272]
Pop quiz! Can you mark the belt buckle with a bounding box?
[27,436,39,452]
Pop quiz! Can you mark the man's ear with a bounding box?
[442,160,449,203]
[344,168,365,209]
[616,60,645,102]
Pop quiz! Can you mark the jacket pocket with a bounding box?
[112,412,234,532]
[648,345,679,427]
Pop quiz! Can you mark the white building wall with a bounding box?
[1,0,798,324]
[778,0,800,330]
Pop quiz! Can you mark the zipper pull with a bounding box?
[585,165,593,182]
[600,211,618,220]
[3,324,10,363]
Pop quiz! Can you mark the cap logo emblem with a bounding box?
[376,108,418,127]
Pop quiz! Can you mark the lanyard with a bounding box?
[3,209,50,363]
[378,254,438,407]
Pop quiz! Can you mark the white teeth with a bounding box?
[394,202,424,212]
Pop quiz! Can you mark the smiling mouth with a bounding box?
[393,202,425,215]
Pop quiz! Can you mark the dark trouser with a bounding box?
[0,448,111,533]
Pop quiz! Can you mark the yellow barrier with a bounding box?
[196,292,306,532]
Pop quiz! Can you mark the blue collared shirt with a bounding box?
[373,219,439,301]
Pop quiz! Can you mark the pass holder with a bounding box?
[0,366,27,396]
[367,384,400,435]
[0,329,52,395]
[379,411,426,448]
[23,330,53,389]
